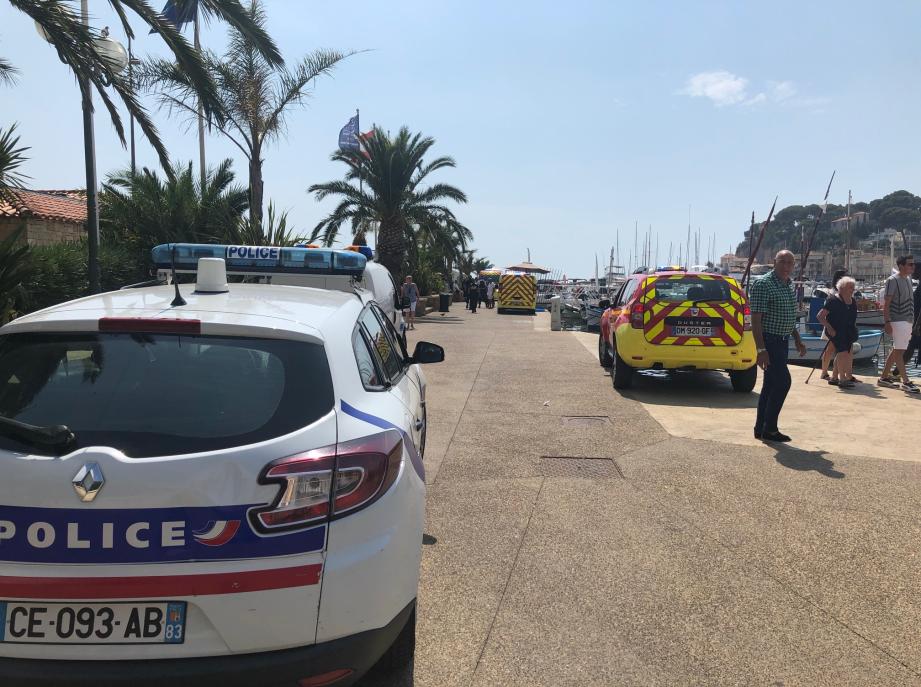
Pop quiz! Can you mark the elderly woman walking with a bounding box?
[817,276,859,388]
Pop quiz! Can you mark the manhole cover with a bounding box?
[561,416,611,428]
[539,456,624,479]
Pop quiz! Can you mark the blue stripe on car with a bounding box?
[340,400,425,481]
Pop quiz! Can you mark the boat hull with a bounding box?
[788,329,883,363]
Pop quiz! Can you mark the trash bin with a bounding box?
[439,292,451,313]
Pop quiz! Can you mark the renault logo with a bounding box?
[73,463,105,502]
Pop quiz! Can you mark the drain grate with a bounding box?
[561,416,611,428]
[539,456,625,479]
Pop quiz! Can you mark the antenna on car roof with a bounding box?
[169,245,187,307]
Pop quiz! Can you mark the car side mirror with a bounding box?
[598,299,611,309]
[411,341,445,364]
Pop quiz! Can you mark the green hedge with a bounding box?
[20,240,149,314]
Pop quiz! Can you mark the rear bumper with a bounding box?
[0,600,414,687]
[616,329,757,370]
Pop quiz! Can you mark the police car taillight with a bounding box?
[630,302,644,328]
[743,304,752,331]
[251,431,403,533]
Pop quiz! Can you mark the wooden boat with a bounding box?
[788,324,882,364]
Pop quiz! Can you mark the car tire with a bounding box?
[612,347,634,390]
[729,365,757,393]
[363,607,416,682]
[598,333,612,367]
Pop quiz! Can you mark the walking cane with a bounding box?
[805,338,832,384]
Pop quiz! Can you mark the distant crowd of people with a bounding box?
[752,251,920,444]
[462,277,495,313]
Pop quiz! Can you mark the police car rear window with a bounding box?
[0,333,334,458]
[650,278,732,303]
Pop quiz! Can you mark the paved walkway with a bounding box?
[367,306,921,686]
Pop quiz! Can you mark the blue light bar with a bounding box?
[151,243,367,278]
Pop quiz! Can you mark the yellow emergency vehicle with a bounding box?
[496,272,537,315]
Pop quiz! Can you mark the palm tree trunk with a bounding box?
[249,149,264,230]
[376,218,408,279]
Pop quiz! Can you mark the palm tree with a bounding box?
[137,0,353,227]
[6,0,283,172]
[100,158,249,260]
[308,126,468,278]
[227,201,309,246]
[0,227,31,323]
[410,218,471,290]
[0,124,29,191]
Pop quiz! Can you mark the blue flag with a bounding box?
[338,115,360,152]
[150,0,197,32]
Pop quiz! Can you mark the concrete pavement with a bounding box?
[362,306,921,686]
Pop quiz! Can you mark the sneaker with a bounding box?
[828,378,839,386]
[903,381,921,394]
[848,377,862,384]
[820,372,830,380]
[878,376,898,388]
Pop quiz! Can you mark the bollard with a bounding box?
[550,295,561,331]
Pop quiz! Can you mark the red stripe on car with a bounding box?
[0,564,322,599]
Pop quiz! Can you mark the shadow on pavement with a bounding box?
[773,445,845,479]
[620,369,759,409]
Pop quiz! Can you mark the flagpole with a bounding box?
[357,108,364,243]
[194,6,206,190]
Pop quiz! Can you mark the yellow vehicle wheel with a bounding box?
[612,347,634,390]
[729,365,757,393]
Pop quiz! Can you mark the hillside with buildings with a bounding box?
[731,190,921,281]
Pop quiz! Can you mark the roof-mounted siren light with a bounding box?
[151,243,367,278]
[196,258,229,293]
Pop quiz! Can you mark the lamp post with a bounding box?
[36,5,129,294]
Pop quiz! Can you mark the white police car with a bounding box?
[0,244,443,687]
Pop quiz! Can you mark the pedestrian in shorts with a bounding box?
[879,255,919,393]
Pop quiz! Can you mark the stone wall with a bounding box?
[0,218,84,246]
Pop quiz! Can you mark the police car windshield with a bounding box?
[0,332,334,457]
[652,277,731,303]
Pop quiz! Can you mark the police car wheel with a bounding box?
[598,334,613,368]
[364,606,416,680]
[729,365,757,393]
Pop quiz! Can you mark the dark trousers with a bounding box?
[756,333,791,434]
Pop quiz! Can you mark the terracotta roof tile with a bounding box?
[0,189,86,224]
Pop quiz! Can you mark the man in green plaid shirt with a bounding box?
[749,250,806,442]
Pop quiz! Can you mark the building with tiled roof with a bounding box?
[0,189,86,246]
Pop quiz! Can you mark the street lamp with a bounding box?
[35,11,128,294]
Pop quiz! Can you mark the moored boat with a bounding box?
[787,323,883,364]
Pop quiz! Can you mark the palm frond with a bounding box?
[0,124,30,190]
[0,57,18,86]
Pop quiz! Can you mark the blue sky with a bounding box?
[2,0,920,276]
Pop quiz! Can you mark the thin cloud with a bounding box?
[680,72,827,111]
[680,70,750,107]
[768,80,796,102]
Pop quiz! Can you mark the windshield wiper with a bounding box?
[0,415,76,451]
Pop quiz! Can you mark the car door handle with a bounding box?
[415,419,424,431]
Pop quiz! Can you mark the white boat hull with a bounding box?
[788,329,883,363]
